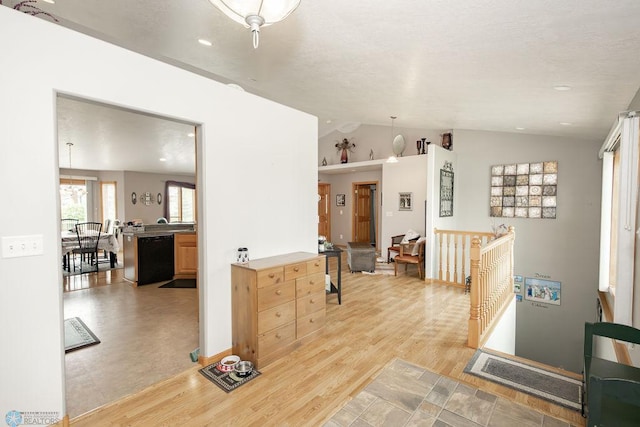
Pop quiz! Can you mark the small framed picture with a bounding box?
[399,192,412,211]
[336,194,345,206]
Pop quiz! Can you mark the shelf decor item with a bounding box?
[335,138,356,164]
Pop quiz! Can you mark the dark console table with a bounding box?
[323,248,342,304]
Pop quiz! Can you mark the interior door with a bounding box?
[318,183,331,239]
[353,183,372,244]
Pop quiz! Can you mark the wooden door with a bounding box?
[353,184,372,243]
[318,183,330,239]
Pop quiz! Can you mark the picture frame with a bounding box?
[336,194,345,206]
[399,192,412,211]
[440,164,454,217]
[524,277,561,305]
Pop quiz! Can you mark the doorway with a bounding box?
[56,94,200,417]
[318,183,331,239]
[352,181,379,249]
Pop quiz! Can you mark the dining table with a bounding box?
[61,231,120,271]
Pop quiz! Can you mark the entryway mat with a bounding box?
[64,317,101,353]
[199,362,261,393]
[463,349,582,411]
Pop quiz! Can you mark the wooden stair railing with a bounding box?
[468,226,515,348]
[433,227,516,348]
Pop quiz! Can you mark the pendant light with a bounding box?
[209,0,301,48]
[386,116,399,163]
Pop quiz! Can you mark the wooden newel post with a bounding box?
[468,236,481,348]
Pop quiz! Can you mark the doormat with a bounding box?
[199,361,261,393]
[463,349,582,411]
[64,317,100,353]
[159,279,196,288]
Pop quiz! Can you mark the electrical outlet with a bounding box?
[340,234,343,239]
[2,235,44,258]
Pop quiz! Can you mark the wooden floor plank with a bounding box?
[70,256,585,426]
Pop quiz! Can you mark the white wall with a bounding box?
[454,129,602,373]
[484,297,517,355]
[0,8,317,419]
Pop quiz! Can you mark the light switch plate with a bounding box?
[2,235,44,258]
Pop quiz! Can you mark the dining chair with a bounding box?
[61,218,79,271]
[73,222,102,273]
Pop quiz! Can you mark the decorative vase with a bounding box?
[416,140,422,155]
[322,157,327,166]
[341,148,348,163]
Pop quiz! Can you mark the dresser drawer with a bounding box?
[259,321,296,357]
[296,272,325,296]
[296,290,326,317]
[306,257,325,275]
[297,310,325,338]
[257,300,296,334]
[257,267,284,288]
[284,262,307,281]
[258,281,295,312]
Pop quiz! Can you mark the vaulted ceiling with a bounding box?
[9,0,640,172]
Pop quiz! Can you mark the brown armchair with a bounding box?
[387,234,405,262]
[394,239,426,279]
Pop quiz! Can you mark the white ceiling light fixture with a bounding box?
[387,116,399,163]
[208,0,301,49]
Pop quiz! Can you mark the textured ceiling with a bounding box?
[10,0,640,172]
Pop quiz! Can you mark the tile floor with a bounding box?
[324,359,579,427]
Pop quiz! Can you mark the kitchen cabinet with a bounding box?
[174,232,197,279]
[231,252,325,369]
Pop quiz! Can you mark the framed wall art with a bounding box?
[336,194,345,206]
[440,161,454,217]
[399,192,412,211]
[490,161,558,219]
[524,277,561,306]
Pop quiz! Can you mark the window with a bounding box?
[101,181,117,224]
[60,178,88,222]
[166,181,195,223]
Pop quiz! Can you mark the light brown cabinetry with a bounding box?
[174,232,197,279]
[231,252,326,369]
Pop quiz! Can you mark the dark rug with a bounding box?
[199,361,261,393]
[464,349,582,411]
[64,317,100,353]
[63,261,122,277]
[160,279,196,288]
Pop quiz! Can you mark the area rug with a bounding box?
[463,349,582,411]
[64,317,100,353]
[159,279,196,288]
[361,258,395,276]
[199,361,261,393]
[63,262,123,277]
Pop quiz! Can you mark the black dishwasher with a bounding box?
[137,234,175,285]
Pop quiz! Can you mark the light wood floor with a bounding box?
[69,256,585,426]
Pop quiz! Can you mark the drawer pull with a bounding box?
[268,273,275,278]
[276,333,281,339]
[276,312,282,317]
[293,267,300,272]
[309,280,315,285]
[310,299,315,303]
[309,318,314,323]
[276,289,282,295]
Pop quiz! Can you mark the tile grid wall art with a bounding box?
[490,161,557,219]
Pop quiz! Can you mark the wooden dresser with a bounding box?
[231,252,326,369]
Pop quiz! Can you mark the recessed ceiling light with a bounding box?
[159,158,167,162]
[198,39,212,46]
[560,122,572,126]
[515,127,525,131]
[553,85,571,91]
[187,132,195,137]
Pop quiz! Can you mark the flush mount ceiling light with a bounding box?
[209,0,301,48]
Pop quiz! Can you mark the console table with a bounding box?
[323,248,342,304]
